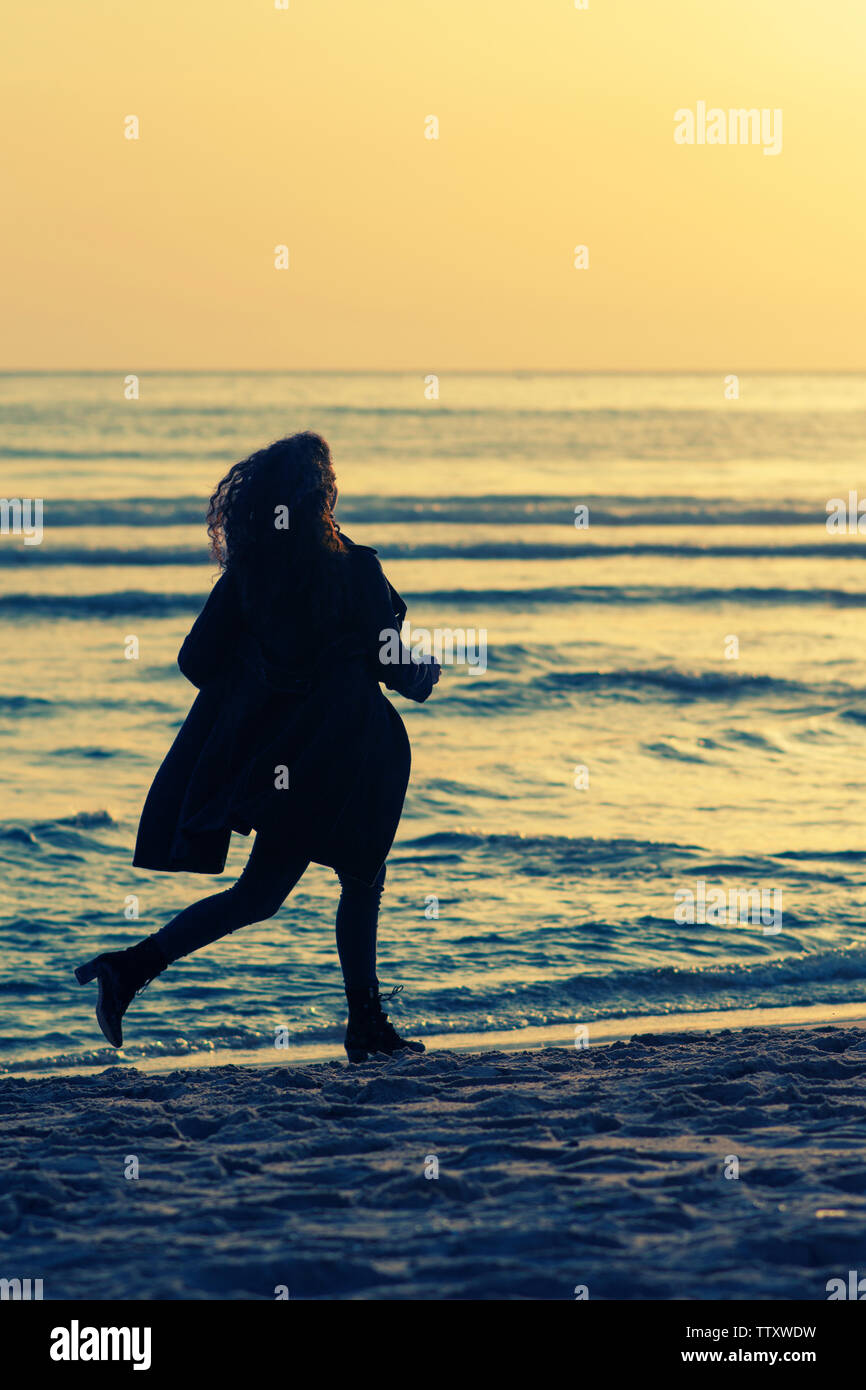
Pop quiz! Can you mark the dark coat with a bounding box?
[132,537,433,885]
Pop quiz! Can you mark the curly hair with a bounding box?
[206,432,350,628]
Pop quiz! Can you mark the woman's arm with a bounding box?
[177,572,242,689]
[352,549,440,703]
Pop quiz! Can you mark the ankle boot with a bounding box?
[75,937,168,1048]
[344,984,425,1063]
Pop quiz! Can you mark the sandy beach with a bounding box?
[3,1022,866,1301]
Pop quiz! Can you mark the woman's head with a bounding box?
[206,431,349,625]
[207,431,339,567]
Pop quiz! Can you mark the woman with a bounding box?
[75,431,439,1062]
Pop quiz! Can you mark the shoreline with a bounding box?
[6,998,866,1079]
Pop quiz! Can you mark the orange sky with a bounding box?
[2,0,865,369]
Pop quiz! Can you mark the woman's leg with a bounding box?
[334,862,386,989]
[152,830,309,964]
[336,862,424,1061]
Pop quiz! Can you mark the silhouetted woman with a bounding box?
[76,432,439,1061]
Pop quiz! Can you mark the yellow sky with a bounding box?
[2,0,865,369]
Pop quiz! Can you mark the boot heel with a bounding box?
[345,1047,369,1064]
[74,959,101,985]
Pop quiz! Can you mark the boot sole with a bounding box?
[344,1042,425,1064]
[74,959,123,1048]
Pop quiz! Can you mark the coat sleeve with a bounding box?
[177,573,243,689]
[352,551,435,703]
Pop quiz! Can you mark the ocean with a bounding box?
[1,371,864,1073]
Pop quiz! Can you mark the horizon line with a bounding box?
[2,368,866,377]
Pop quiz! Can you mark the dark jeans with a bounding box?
[152,829,385,990]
